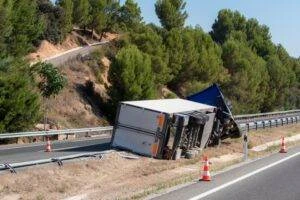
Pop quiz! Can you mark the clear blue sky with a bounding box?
[120,0,300,58]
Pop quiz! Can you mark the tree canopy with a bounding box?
[155,0,188,30]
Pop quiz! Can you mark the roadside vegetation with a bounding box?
[0,0,299,132]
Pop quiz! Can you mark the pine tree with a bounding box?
[155,0,188,31]
[9,0,45,56]
[57,0,73,38]
[222,39,269,114]
[108,45,156,109]
[0,0,13,57]
[73,0,90,29]
[0,58,41,132]
[130,25,171,85]
[119,0,142,31]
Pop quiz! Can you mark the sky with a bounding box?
[120,0,300,58]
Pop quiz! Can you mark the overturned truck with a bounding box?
[111,84,241,159]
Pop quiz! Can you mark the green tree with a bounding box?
[155,0,188,31]
[119,0,142,31]
[245,19,276,58]
[57,0,73,38]
[130,25,171,85]
[165,28,184,79]
[0,0,13,58]
[210,9,246,44]
[9,0,45,56]
[73,0,90,29]
[179,27,228,95]
[37,0,64,43]
[222,39,269,114]
[88,0,106,37]
[108,45,156,109]
[0,58,41,132]
[35,62,67,98]
[263,55,289,111]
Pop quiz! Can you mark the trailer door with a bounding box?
[112,104,166,157]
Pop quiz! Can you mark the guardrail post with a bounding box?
[243,129,248,161]
[262,121,265,129]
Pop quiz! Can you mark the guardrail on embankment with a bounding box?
[0,126,113,139]
[235,110,300,132]
[0,150,113,173]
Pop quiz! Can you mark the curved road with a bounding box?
[44,41,109,66]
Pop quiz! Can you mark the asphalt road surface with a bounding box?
[151,146,300,200]
[45,42,108,66]
[0,137,111,164]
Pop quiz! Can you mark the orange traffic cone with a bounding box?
[279,137,287,153]
[200,156,211,181]
[45,137,52,152]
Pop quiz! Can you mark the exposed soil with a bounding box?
[45,57,110,128]
[0,124,299,200]
[27,33,82,62]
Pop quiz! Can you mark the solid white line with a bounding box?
[189,152,300,200]
[0,136,110,151]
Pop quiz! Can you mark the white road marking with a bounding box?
[0,136,110,151]
[189,152,300,200]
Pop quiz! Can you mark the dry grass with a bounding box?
[46,59,110,128]
[0,125,299,200]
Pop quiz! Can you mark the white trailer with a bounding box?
[111,99,216,159]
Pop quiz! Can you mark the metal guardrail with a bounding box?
[0,126,113,139]
[234,109,300,121]
[238,116,300,132]
[0,150,113,173]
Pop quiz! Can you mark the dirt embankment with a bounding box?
[0,124,299,200]
[44,53,111,128]
[27,31,119,62]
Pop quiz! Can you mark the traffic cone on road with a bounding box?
[45,137,52,152]
[200,156,211,181]
[279,137,287,153]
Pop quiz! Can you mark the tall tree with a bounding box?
[0,0,13,58]
[73,0,90,29]
[108,45,156,109]
[37,0,64,43]
[222,39,269,114]
[0,58,41,132]
[130,25,171,85]
[119,0,142,31]
[57,0,73,38]
[263,55,290,111]
[165,28,184,79]
[210,9,246,44]
[155,0,188,31]
[8,0,45,56]
[178,27,228,95]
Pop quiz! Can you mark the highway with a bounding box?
[151,146,300,200]
[0,137,111,164]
